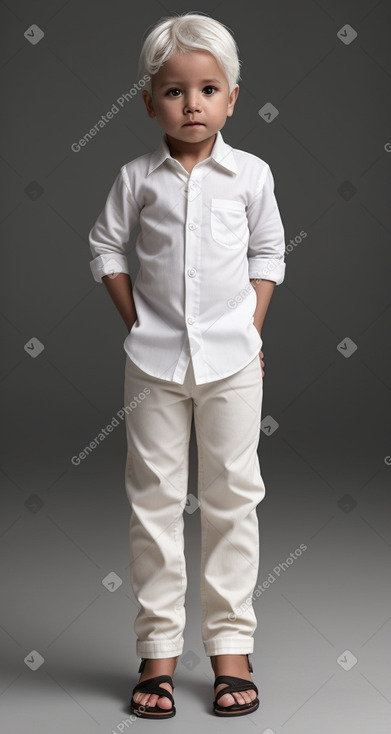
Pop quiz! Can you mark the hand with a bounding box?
[259,349,265,378]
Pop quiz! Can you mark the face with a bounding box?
[142,50,239,148]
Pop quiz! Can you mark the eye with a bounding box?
[203,85,217,95]
[166,88,182,97]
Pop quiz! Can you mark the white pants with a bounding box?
[123,353,266,659]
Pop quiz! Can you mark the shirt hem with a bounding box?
[124,343,262,386]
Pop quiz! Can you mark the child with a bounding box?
[88,11,286,719]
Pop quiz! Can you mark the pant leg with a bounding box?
[192,355,265,656]
[123,355,193,659]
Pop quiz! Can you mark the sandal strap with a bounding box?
[214,675,258,703]
[132,674,175,704]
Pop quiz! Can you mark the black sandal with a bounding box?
[213,654,259,716]
[130,658,176,719]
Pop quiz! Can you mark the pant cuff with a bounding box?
[136,639,184,659]
[203,637,255,656]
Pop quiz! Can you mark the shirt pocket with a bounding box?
[210,199,249,248]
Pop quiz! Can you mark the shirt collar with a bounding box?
[147,130,238,176]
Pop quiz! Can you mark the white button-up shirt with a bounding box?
[89,131,286,385]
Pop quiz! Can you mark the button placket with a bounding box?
[184,170,202,348]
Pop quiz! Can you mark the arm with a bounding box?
[246,164,286,289]
[246,165,286,376]
[102,273,137,332]
[250,277,275,336]
[89,167,140,298]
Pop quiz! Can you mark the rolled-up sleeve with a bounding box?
[88,166,140,283]
[246,164,286,285]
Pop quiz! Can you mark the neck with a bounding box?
[165,133,217,163]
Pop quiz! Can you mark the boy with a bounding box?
[89,12,286,718]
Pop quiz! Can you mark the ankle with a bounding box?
[141,656,178,676]
[210,653,247,663]
[211,653,250,673]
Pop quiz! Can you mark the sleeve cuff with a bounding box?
[248,258,286,285]
[89,254,130,283]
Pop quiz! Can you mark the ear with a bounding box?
[142,90,156,118]
[226,84,239,117]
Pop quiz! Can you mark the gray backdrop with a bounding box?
[1,0,390,732]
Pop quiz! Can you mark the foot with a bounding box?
[211,654,257,708]
[132,657,178,711]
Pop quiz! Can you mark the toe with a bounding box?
[217,691,236,707]
[139,693,151,707]
[133,691,172,710]
[156,695,173,709]
[233,689,255,705]
[232,692,246,705]
[215,684,257,708]
[155,682,173,709]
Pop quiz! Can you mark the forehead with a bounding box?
[152,50,228,86]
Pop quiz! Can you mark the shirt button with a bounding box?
[188,222,197,230]
[187,267,196,277]
[187,316,195,325]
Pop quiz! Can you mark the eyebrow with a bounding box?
[158,78,222,88]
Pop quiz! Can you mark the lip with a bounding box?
[183,122,204,127]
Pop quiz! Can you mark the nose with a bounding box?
[184,90,201,114]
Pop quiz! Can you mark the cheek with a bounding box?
[159,101,179,116]
[212,101,228,116]
[156,106,172,120]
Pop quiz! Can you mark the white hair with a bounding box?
[138,12,241,95]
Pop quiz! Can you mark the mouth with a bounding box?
[183,122,204,127]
